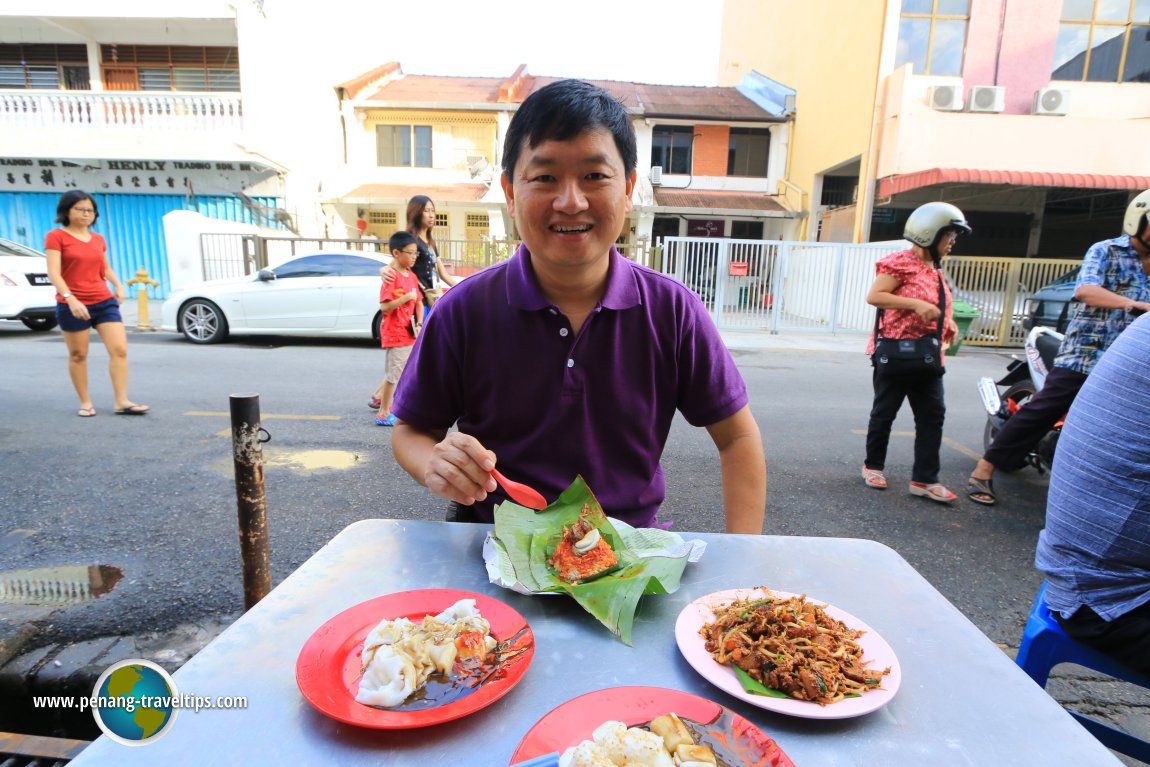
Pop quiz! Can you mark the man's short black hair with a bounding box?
[502,79,637,178]
[389,230,419,254]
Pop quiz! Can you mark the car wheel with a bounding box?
[982,381,1036,455]
[179,299,228,344]
[371,311,383,344]
[22,316,58,331]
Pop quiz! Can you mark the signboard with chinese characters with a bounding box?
[0,158,279,196]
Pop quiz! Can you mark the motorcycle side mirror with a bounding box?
[977,377,1003,416]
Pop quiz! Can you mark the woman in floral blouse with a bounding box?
[861,202,968,503]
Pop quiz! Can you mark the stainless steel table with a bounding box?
[70,519,1119,765]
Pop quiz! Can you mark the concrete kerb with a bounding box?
[120,297,872,354]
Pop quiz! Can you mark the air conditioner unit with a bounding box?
[968,85,1005,113]
[1033,87,1070,116]
[650,165,663,185]
[930,84,963,111]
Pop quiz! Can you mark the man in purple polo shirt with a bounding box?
[390,79,766,533]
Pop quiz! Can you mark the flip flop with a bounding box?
[369,396,381,409]
[77,406,96,417]
[967,476,997,506]
[861,465,887,489]
[909,481,957,503]
[114,404,150,415]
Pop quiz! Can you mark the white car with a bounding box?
[162,251,391,344]
[0,237,58,331]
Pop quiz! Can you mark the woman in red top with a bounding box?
[45,191,148,417]
[862,202,968,502]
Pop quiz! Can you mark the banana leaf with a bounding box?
[492,475,692,645]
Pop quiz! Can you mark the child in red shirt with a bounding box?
[374,231,424,426]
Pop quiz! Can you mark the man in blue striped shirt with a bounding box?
[969,190,1150,505]
[1035,313,1150,674]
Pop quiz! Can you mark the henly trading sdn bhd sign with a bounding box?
[0,157,277,195]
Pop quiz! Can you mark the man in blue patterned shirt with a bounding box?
[968,190,1150,505]
[1034,313,1150,674]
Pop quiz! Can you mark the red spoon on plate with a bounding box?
[491,468,548,510]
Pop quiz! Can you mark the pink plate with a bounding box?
[296,588,534,729]
[675,588,901,720]
[509,686,795,766]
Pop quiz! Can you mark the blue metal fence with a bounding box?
[0,192,282,297]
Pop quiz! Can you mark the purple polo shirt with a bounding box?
[391,244,748,526]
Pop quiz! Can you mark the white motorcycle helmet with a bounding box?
[1123,189,1150,237]
[904,202,972,250]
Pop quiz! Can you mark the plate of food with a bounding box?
[675,588,900,720]
[296,588,534,729]
[509,686,795,766]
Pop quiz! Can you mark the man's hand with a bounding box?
[403,430,498,506]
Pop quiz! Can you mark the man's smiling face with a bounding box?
[501,127,635,274]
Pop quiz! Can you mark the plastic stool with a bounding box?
[1015,583,1150,761]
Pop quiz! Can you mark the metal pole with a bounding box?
[230,393,271,609]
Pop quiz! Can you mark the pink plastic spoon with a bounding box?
[491,467,548,510]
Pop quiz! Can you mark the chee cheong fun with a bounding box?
[560,714,716,767]
[700,592,889,706]
[355,598,496,708]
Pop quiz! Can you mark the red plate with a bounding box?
[509,686,795,766]
[296,588,534,729]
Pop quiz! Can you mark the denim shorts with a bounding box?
[56,297,123,332]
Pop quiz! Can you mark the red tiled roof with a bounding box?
[653,188,790,213]
[878,168,1150,198]
[530,77,780,121]
[337,184,490,203]
[356,68,780,120]
[337,62,401,99]
[364,74,531,104]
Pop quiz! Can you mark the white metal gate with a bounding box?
[660,237,902,333]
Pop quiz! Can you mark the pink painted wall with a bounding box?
[962,0,1062,114]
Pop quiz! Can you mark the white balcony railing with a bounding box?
[0,90,242,131]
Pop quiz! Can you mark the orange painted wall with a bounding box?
[692,125,729,176]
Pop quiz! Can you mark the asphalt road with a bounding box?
[7,318,1150,761]
[0,320,1052,648]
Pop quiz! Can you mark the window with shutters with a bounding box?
[0,44,89,89]
[367,211,398,226]
[99,45,240,92]
[727,128,771,178]
[651,125,694,174]
[376,125,433,167]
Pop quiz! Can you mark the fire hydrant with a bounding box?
[125,267,160,331]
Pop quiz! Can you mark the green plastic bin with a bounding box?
[948,300,980,356]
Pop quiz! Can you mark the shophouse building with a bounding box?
[325,64,800,265]
[718,0,1150,256]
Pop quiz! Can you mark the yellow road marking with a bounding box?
[185,411,341,421]
[850,429,982,460]
[942,436,982,461]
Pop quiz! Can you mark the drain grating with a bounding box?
[0,565,122,607]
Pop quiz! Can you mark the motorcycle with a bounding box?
[976,325,1065,475]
